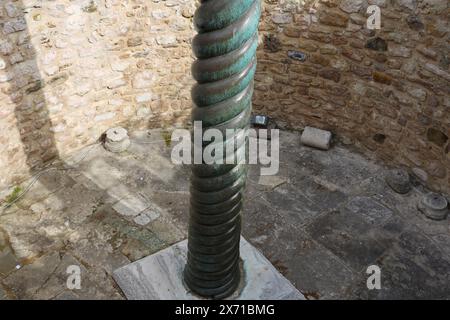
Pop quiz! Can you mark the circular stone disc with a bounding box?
[106,127,129,142]
[423,193,448,211]
[385,169,411,194]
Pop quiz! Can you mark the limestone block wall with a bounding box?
[0,0,195,189]
[254,0,449,193]
[0,0,449,194]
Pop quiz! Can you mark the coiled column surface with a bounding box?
[184,0,260,299]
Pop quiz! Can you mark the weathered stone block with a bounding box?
[113,238,305,300]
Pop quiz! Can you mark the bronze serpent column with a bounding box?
[184,0,261,299]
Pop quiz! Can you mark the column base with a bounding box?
[113,237,305,300]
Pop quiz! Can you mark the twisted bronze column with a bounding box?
[184,0,261,299]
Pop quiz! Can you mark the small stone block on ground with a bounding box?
[300,126,332,150]
[113,237,305,300]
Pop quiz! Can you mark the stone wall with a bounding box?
[0,0,449,194]
[0,0,195,189]
[254,0,449,193]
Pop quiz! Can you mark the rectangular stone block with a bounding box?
[113,237,305,300]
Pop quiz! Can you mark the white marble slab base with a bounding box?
[113,237,305,300]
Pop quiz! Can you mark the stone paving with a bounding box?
[0,129,449,300]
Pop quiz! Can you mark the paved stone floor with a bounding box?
[0,129,448,300]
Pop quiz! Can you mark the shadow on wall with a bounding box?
[2,0,60,176]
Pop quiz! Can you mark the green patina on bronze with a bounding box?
[192,34,259,84]
[194,0,256,33]
[191,165,248,192]
[192,85,254,127]
[192,1,261,59]
[192,62,257,107]
[185,0,260,299]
